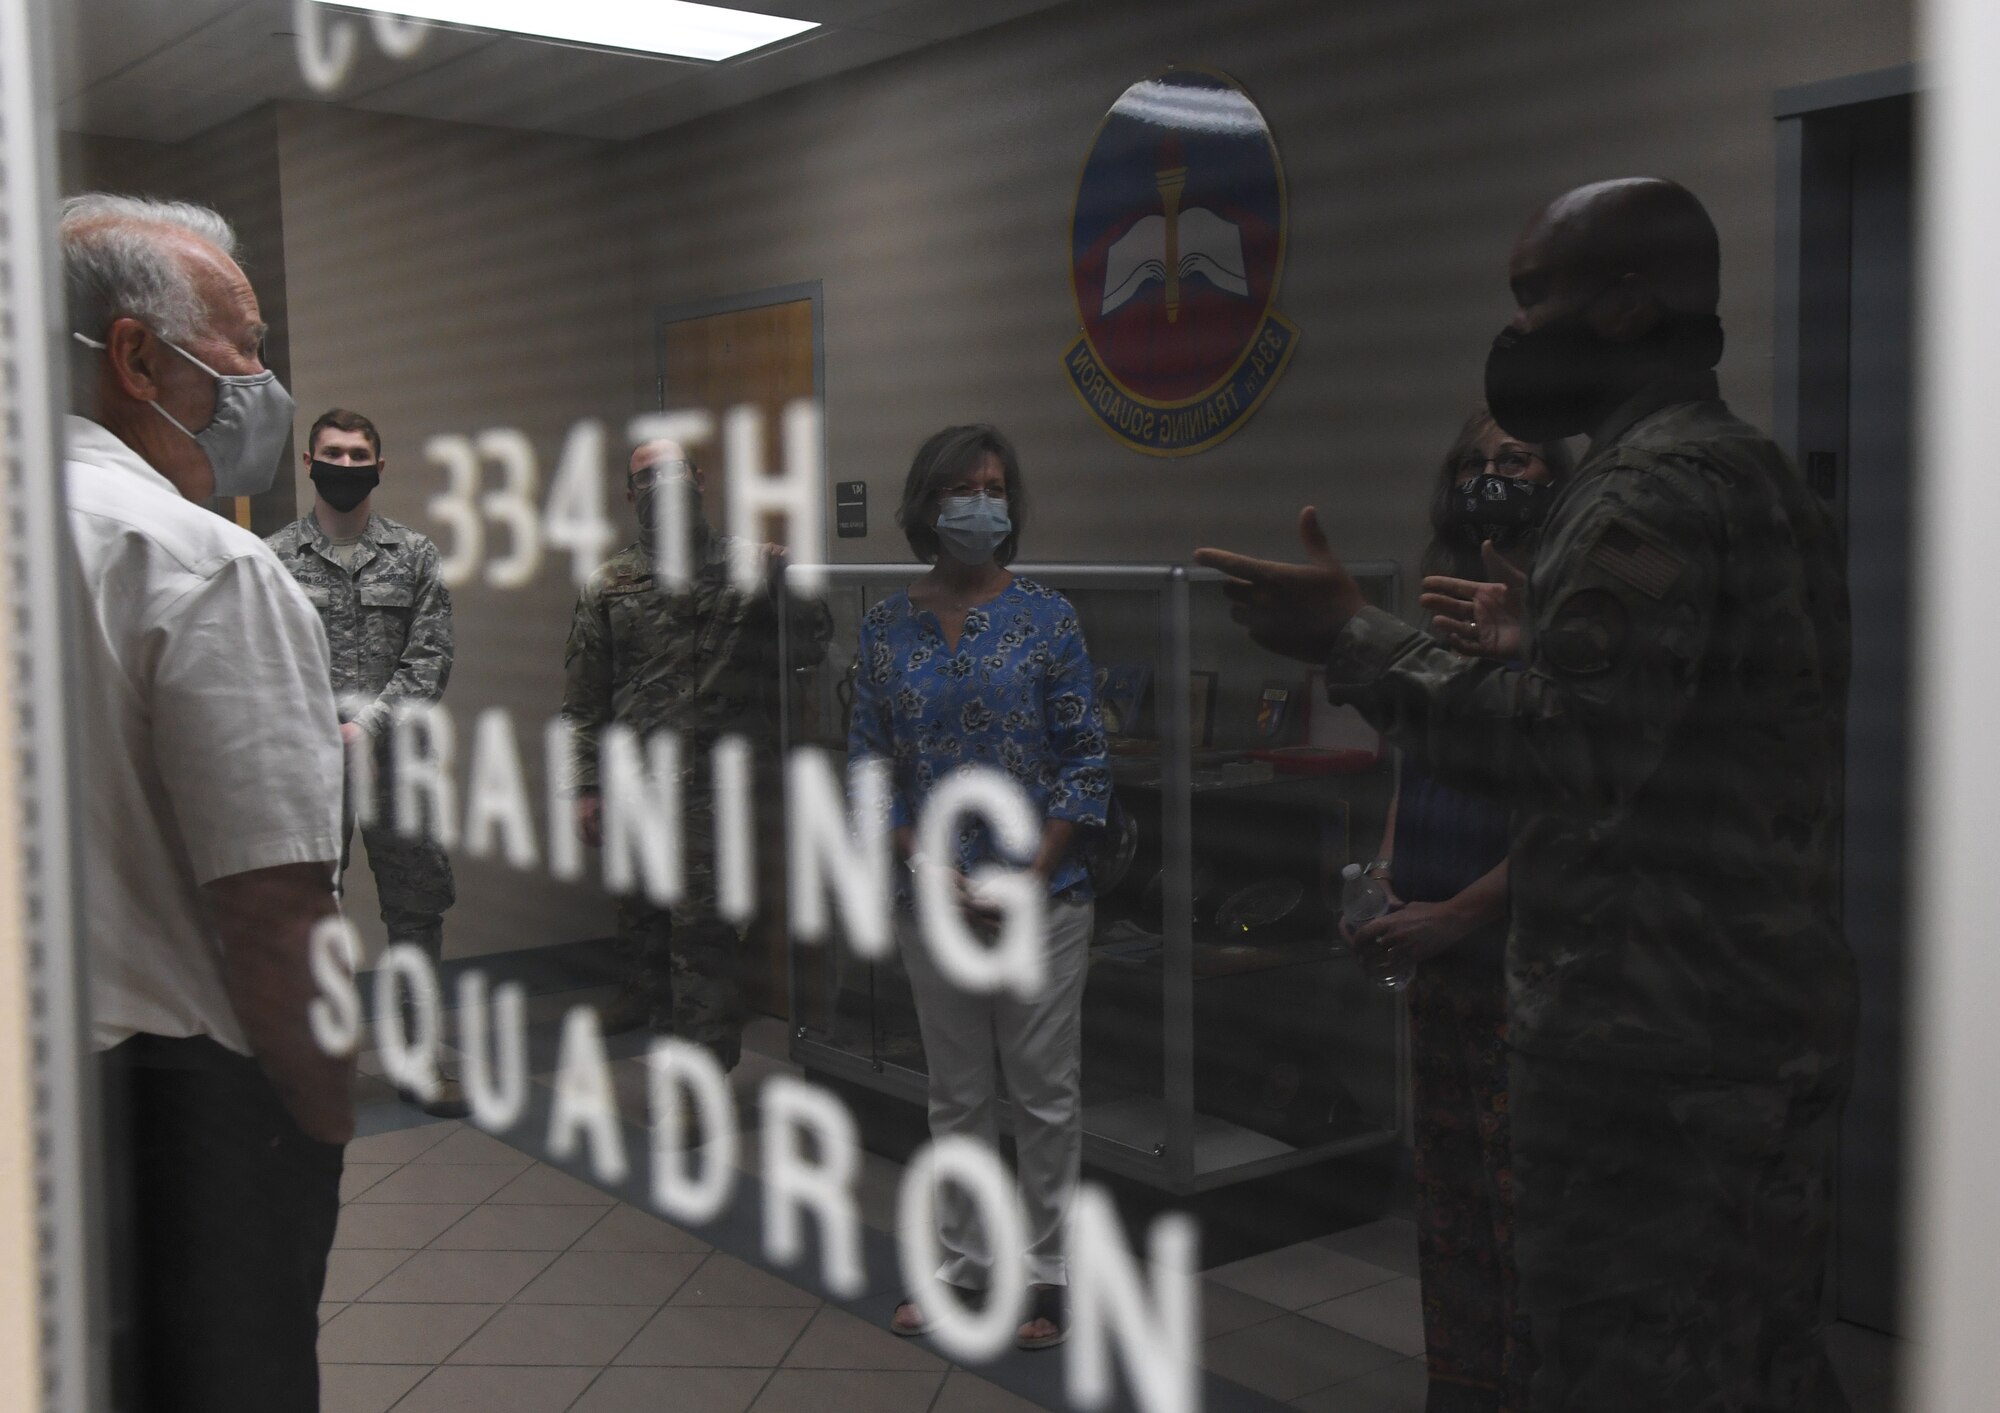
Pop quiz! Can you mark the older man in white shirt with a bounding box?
[62,193,351,1413]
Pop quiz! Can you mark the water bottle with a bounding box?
[1339,863,1388,930]
[1339,864,1411,991]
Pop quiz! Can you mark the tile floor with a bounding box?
[323,1008,1903,1413]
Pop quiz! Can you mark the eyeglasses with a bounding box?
[628,459,693,490]
[1454,447,1541,480]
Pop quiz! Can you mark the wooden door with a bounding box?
[661,299,816,533]
[659,297,817,1019]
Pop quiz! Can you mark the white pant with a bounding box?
[897,899,1093,1289]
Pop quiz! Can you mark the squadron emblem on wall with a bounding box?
[1064,68,1298,456]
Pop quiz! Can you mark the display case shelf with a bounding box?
[779,562,1408,1194]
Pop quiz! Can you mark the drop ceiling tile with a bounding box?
[842,0,1073,40]
[57,80,266,145]
[88,36,312,102]
[603,25,927,137]
[200,0,501,103]
[54,0,498,139]
[50,0,245,100]
[752,0,928,24]
[350,35,700,134]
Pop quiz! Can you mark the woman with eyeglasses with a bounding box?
[1346,407,1571,1413]
[847,424,1109,1350]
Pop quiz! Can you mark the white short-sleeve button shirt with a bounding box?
[65,415,344,1055]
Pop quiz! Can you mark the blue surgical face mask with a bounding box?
[74,329,295,497]
[936,493,1011,564]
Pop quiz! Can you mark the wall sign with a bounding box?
[835,480,867,537]
[1065,68,1298,457]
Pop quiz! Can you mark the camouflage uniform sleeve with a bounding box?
[355,537,453,738]
[787,589,835,670]
[706,562,833,713]
[1325,462,1720,815]
[560,575,615,794]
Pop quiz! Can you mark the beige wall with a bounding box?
[624,0,1913,587]
[275,103,632,961]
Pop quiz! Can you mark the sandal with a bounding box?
[892,1281,987,1337]
[891,1298,933,1337]
[1015,1283,1069,1350]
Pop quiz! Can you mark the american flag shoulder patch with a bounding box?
[1586,522,1685,599]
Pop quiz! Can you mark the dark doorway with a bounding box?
[1777,71,1915,1336]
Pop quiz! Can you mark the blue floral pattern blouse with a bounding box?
[847,578,1110,899]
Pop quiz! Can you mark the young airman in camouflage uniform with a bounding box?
[561,440,831,1069]
[268,409,460,1112]
[1202,181,1857,1412]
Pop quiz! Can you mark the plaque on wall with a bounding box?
[1064,67,1299,457]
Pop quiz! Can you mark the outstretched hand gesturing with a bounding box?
[1418,541,1528,660]
[1194,507,1369,664]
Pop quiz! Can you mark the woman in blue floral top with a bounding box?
[848,424,1108,1350]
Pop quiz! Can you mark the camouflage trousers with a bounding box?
[341,745,454,961]
[616,788,745,1071]
[1509,1052,1853,1413]
[341,816,455,962]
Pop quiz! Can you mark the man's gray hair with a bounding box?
[60,193,239,346]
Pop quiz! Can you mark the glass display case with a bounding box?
[780,563,1408,1194]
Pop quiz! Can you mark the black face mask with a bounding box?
[1443,472,1554,549]
[1483,316,1616,443]
[1485,310,1726,443]
[634,477,704,549]
[310,460,380,513]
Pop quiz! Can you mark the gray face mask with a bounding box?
[633,460,701,547]
[74,330,296,497]
[936,494,1011,565]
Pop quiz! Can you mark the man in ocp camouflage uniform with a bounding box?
[561,437,832,1066]
[1200,180,1857,1412]
[268,407,464,1116]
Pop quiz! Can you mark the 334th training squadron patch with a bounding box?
[1064,68,1298,457]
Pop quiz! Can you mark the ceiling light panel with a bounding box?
[352,1,819,62]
